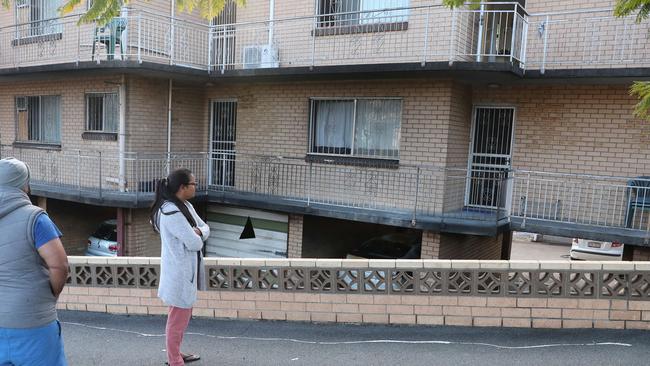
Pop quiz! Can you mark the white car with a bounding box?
[85,220,119,257]
[570,238,623,261]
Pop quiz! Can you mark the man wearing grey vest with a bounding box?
[0,157,69,366]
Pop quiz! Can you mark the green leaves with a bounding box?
[614,0,650,23]
[175,0,245,21]
[614,1,650,121]
[60,0,246,26]
[442,0,480,9]
[630,81,650,121]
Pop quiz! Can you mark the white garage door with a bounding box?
[205,205,288,258]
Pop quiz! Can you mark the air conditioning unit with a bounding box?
[243,45,279,69]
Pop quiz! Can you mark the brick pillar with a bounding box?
[625,245,650,261]
[287,214,303,258]
[124,208,161,257]
[420,231,440,259]
[500,230,513,260]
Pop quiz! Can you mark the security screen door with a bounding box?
[466,106,515,209]
[209,100,237,187]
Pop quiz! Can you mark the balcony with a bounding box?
[0,4,647,75]
[2,145,649,244]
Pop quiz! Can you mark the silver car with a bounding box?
[570,238,623,261]
[85,220,119,257]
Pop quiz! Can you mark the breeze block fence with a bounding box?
[59,257,650,330]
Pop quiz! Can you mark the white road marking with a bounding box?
[62,321,632,350]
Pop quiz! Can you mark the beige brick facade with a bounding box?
[287,214,304,258]
[123,208,161,257]
[438,232,504,260]
[473,84,650,177]
[420,231,441,259]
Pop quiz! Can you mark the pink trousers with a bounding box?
[166,306,193,366]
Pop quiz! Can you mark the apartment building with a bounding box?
[0,0,648,259]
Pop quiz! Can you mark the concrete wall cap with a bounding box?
[422,260,451,269]
[367,259,396,268]
[602,262,635,271]
[539,261,571,270]
[508,260,540,270]
[479,260,509,270]
[451,260,480,269]
[569,261,603,270]
[315,259,342,268]
[394,260,423,268]
[341,259,370,268]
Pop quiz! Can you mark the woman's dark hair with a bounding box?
[150,168,197,232]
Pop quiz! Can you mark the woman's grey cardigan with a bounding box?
[156,201,210,309]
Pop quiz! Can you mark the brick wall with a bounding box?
[204,79,458,165]
[438,233,503,260]
[474,84,650,177]
[420,231,441,259]
[287,214,304,258]
[123,208,161,256]
[45,198,116,256]
[0,76,121,153]
[59,257,650,330]
[125,76,169,153]
[171,86,208,152]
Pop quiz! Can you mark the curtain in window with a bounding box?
[27,96,40,141]
[353,99,401,158]
[360,0,409,24]
[313,100,354,155]
[103,93,119,132]
[40,95,60,143]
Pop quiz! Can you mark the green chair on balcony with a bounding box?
[625,176,650,228]
[92,17,127,61]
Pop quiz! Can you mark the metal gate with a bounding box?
[209,100,237,187]
[466,106,515,209]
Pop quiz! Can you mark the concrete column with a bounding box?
[287,214,303,258]
[421,231,441,259]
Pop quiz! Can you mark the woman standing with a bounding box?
[150,168,209,366]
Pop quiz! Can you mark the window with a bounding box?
[15,0,62,37]
[317,0,409,28]
[86,93,119,133]
[309,98,402,159]
[15,95,61,144]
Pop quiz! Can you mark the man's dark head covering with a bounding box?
[0,158,30,189]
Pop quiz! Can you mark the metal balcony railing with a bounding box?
[0,145,507,223]
[525,8,650,72]
[1,5,648,72]
[3,145,649,239]
[510,171,650,234]
[0,4,528,71]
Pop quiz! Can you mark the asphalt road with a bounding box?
[60,311,650,366]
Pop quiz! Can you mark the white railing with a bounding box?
[526,8,650,72]
[510,171,650,235]
[1,6,649,72]
[2,145,648,237]
[0,145,506,222]
[0,4,527,71]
